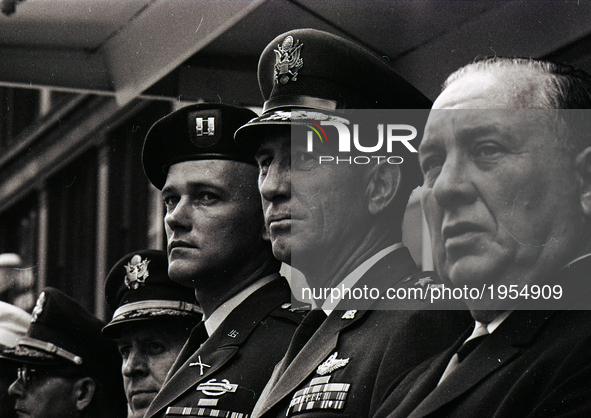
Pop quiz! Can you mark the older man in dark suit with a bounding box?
[374,57,591,418]
[235,28,470,418]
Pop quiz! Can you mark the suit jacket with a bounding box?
[144,278,306,418]
[374,257,591,418]
[251,247,472,418]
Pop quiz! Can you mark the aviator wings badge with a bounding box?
[317,352,350,376]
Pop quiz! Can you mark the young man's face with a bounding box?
[162,159,267,287]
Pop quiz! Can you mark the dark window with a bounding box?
[0,87,40,150]
[106,101,171,267]
[46,148,98,310]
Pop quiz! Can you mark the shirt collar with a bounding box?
[474,310,513,336]
[320,243,404,315]
[204,273,279,336]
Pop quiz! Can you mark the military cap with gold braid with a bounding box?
[2,287,121,374]
[235,28,432,133]
[103,249,200,337]
[142,103,258,190]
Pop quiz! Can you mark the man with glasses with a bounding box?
[4,287,126,418]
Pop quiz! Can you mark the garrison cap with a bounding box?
[2,287,121,378]
[103,249,200,337]
[142,103,259,190]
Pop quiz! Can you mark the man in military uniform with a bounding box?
[235,29,470,418]
[141,103,306,418]
[103,249,201,418]
[4,287,126,418]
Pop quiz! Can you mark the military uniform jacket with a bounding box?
[144,278,306,418]
[251,247,472,418]
[374,257,591,418]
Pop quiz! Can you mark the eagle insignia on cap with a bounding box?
[124,255,150,290]
[31,291,46,323]
[274,36,303,85]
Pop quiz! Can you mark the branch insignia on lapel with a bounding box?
[189,355,211,376]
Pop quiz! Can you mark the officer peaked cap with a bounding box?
[235,28,432,140]
[103,249,200,337]
[2,287,121,381]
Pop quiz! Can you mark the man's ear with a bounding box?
[73,377,96,412]
[366,162,400,215]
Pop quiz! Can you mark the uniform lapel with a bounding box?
[256,310,368,416]
[145,327,239,416]
[165,321,208,379]
[255,246,420,417]
[251,308,326,417]
[358,246,418,290]
[145,279,292,418]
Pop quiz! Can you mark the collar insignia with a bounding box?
[341,310,357,319]
[317,351,350,376]
[31,291,46,323]
[124,255,150,290]
[274,35,303,85]
[415,277,434,288]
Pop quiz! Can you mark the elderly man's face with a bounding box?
[116,322,190,418]
[256,130,369,269]
[162,160,267,286]
[419,70,584,306]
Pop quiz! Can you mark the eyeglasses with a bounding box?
[16,366,37,389]
[16,365,82,389]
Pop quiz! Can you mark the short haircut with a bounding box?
[443,57,591,152]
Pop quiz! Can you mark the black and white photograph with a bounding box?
[1,1,591,417]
